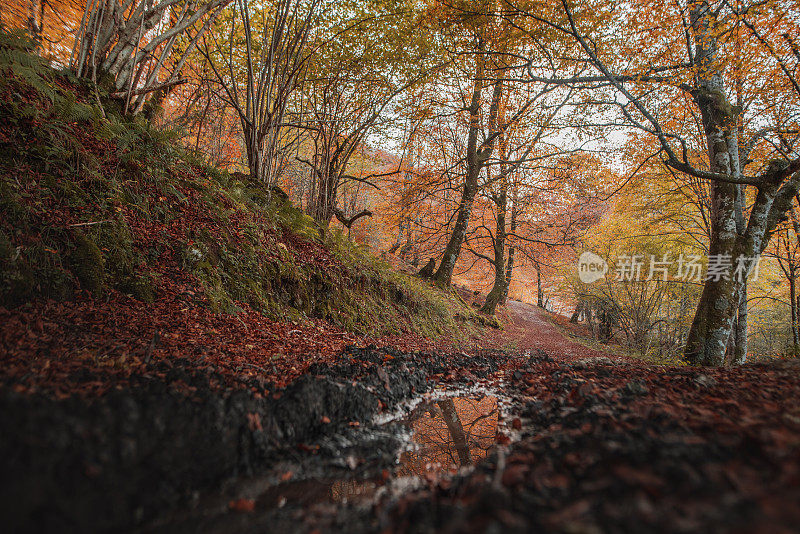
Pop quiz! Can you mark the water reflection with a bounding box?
[396,394,499,477]
[259,394,500,510]
[143,394,504,530]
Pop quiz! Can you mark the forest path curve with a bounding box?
[496,299,630,362]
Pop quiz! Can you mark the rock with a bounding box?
[570,357,616,369]
[624,380,648,396]
[693,374,717,388]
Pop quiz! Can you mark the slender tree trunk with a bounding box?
[501,246,514,304]
[728,181,748,365]
[242,121,274,192]
[437,399,472,466]
[791,275,798,351]
[311,169,336,226]
[732,281,748,364]
[536,265,544,308]
[388,219,406,254]
[434,38,503,287]
[500,188,517,305]
[433,96,482,285]
[27,0,44,42]
[794,295,800,351]
[788,208,800,354]
[480,180,507,315]
[570,300,585,323]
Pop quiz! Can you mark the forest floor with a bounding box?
[7,294,800,533]
[173,298,800,534]
[481,298,631,362]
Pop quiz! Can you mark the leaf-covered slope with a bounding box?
[0,29,482,395]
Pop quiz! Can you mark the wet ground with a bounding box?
[5,302,800,533]
[0,345,518,532]
[139,386,516,533]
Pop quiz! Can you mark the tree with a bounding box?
[476,86,578,315]
[509,0,800,365]
[764,205,800,353]
[431,21,505,288]
[298,0,437,226]
[200,0,319,188]
[71,0,230,114]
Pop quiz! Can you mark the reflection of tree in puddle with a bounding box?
[396,395,499,477]
[259,395,499,510]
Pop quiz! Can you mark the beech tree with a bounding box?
[430,9,506,288]
[298,0,437,227]
[764,206,800,353]
[71,0,230,113]
[476,86,577,315]
[199,0,320,188]
[427,0,594,289]
[509,0,800,365]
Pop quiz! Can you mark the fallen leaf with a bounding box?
[229,498,255,513]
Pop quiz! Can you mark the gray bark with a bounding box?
[480,176,507,315]
[437,399,472,467]
[434,38,503,287]
[684,1,749,366]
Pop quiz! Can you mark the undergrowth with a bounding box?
[0,27,481,340]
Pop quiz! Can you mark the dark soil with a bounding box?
[5,301,800,534]
[0,346,510,533]
[343,353,800,534]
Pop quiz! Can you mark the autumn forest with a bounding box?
[1,0,800,532]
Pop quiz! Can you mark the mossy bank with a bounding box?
[0,28,481,340]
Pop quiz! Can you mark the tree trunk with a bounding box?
[437,399,472,466]
[308,163,337,227]
[682,175,740,365]
[536,266,544,308]
[434,37,503,288]
[791,275,798,352]
[27,0,44,42]
[500,189,517,305]
[501,246,514,304]
[794,295,800,351]
[683,1,742,366]
[480,179,507,315]
[570,300,585,323]
[732,281,748,364]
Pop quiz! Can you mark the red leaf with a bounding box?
[228,498,255,513]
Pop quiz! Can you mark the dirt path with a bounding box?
[497,299,626,362]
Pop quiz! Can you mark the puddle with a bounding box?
[143,391,510,530]
[260,392,503,509]
[395,393,499,476]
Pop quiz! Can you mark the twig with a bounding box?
[144,330,160,364]
[67,219,110,227]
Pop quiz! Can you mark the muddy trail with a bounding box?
[2,302,800,533]
[498,300,624,361]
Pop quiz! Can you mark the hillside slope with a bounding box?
[0,29,484,397]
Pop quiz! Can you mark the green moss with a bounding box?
[0,28,485,343]
[119,272,155,303]
[70,231,104,294]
